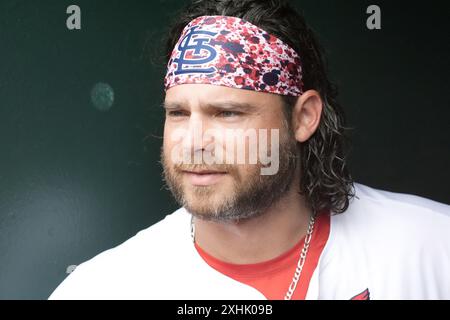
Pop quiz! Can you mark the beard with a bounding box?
[161,127,298,223]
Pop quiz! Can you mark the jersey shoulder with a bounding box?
[333,182,450,242]
[323,183,450,299]
[49,208,190,299]
[353,183,449,216]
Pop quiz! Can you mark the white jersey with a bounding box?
[49,183,450,300]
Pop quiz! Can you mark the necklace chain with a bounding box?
[190,212,316,300]
[284,213,316,300]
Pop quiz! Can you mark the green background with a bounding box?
[0,0,448,299]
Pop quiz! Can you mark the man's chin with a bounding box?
[184,205,224,221]
[182,195,230,220]
[182,184,218,198]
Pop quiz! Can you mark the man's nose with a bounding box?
[182,113,214,153]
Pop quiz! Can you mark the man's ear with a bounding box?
[291,90,323,142]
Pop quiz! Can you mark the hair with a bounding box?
[162,0,354,214]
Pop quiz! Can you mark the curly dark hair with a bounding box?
[163,0,354,214]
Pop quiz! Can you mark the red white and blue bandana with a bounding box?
[164,15,304,96]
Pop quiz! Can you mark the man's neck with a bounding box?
[193,181,311,264]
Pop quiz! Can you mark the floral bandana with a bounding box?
[164,15,304,96]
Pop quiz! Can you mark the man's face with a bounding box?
[162,84,297,222]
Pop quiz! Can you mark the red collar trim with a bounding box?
[195,211,331,299]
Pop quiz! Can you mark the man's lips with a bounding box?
[181,170,228,186]
[182,170,227,174]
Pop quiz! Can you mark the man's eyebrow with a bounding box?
[204,101,259,112]
[162,101,184,110]
[162,101,259,111]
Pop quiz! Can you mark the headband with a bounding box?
[164,15,304,96]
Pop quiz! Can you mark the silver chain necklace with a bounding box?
[190,212,316,300]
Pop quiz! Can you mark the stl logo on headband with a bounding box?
[174,26,218,75]
[165,16,304,97]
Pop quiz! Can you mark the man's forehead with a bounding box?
[164,84,283,109]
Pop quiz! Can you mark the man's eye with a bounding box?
[217,110,241,118]
[167,110,187,117]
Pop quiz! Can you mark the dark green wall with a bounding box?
[0,0,448,299]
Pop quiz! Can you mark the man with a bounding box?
[50,0,449,300]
